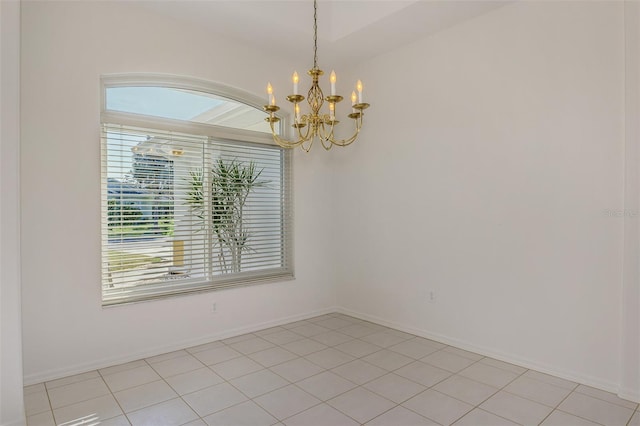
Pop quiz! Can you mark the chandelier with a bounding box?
[263,0,370,152]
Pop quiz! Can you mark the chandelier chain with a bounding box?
[313,0,318,69]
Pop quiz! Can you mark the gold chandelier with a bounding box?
[263,0,370,152]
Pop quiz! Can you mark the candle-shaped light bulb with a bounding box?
[351,91,357,113]
[267,82,273,105]
[294,103,300,123]
[356,80,363,103]
[270,94,276,106]
[330,70,337,96]
[292,71,299,95]
[329,102,335,120]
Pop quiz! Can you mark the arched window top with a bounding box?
[102,74,279,134]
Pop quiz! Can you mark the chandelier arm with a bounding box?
[324,116,363,147]
[317,119,328,140]
[274,135,305,149]
[295,118,314,142]
[314,113,359,147]
[301,139,314,152]
[320,116,340,142]
[320,137,333,150]
[316,121,331,149]
[268,118,307,149]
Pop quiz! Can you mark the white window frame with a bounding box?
[101,74,294,306]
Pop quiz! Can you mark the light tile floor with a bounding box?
[24,313,640,426]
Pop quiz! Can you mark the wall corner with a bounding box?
[620,0,640,403]
[1,0,25,424]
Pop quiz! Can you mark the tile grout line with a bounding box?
[553,393,638,426]
[95,367,129,426]
[22,386,50,420]
[45,377,116,422]
[44,386,55,424]
[531,377,602,426]
[232,320,399,425]
[356,403,406,426]
[143,355,208,424]
[626,406,639,426]
[346,339,479,425]
[360,348,531,425]
[458,365,530,425]
[95,372,140,418]
[571,387,640,412]
[403,360,528,425]
[195,320,472,425]
[175,340,270,422]
[230,336,365,424]
[179,330,346,422]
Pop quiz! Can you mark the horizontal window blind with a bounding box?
[101,123,292,305]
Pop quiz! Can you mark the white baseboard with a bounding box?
[618,387,640,404]
[336,306,640,404]
[23,307,336,386]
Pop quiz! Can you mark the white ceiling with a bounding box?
[136,0,510,69]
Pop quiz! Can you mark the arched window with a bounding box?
[101,75,292,306]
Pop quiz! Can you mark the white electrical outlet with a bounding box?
[212,302,217,313]
[428,291,437,303]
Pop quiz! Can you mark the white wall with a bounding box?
[20,1,336,384]
[1,0,26,424]
[334,1,628,394]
